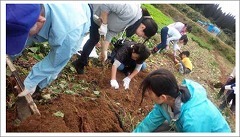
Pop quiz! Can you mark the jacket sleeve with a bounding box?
[133,104,166,132]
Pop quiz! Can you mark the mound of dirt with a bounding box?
[6,65,153,132]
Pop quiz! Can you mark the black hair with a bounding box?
[132,43,150,64]
[179,34,188,45]
[141,8,158,39]
[126,8,158,40]
[184,24,192,33]
[139,68,191,105]
[181,51,190,57]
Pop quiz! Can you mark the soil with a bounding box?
[6,41,235,133]
[6,60,154,132]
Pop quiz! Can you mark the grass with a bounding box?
[142,4,174,29]
[190,34,213,50]
[151,4,235,64]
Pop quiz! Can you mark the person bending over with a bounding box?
[133,68,231,132]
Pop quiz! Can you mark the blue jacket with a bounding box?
[133,79,231,132]
[24,4,91,90]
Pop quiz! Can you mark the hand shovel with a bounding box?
[6,55,40,122]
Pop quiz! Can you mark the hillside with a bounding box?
[6,4,236,133]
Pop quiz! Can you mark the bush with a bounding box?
[208,37,219,45]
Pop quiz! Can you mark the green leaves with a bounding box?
[53,111,64,118]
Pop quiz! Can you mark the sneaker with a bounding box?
[151,47,159,54]
[72,60,84,74]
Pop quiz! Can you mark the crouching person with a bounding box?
[110,40,150,90]
[174,51,192,74]
[133,68,231,132]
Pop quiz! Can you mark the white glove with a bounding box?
[99,24,108,37]
[18,86,36,97]
[100,50,108,62]
[225,85,232,90]
[123,77,131,90]
[110,80,119,89]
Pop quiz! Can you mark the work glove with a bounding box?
[99,23,108,37]
[123,77,131,90]
[110,79,119,89]
[18,86,36,97]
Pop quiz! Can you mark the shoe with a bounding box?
[32,86,42,100]
[72,60,84,74]
[151,47,158,54]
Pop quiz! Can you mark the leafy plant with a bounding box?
[191,35,213,50]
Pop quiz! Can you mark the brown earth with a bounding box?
[6,39,235,132]
[6,58,154,132]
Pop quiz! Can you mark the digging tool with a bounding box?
[98,35,111,84]
[6,54,40,121]
[99,35,106,63]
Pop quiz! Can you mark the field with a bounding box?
[5,4,236,133]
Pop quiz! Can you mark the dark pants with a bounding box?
[153,120,174,132]
[77,12,100,68]
[156,27,169,52]
[219,90,235,112]
[178,60,191,74]
[218,78,235,97]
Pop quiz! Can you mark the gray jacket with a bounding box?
[91,4,142,42]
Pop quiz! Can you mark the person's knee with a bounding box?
[117,64,125,71]
[141,62,147,71]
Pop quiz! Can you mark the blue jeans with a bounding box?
[156,27,169,51]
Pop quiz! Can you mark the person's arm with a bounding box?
[99,11,108,24]
[167,35,181,45]
[229,67,236,79]
[167,28,182,45]
[133,104,166,132]
[110,59,121,89]
[174,58,180,64]
[128,64,142,79]
[122,64,142,89]
[226,67,235,83]
[111,59,121,80]
[98,5,109,38]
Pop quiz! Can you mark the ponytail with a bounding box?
[179,86,191,103]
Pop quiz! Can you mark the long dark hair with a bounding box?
[139,68,191,105]
[141,8,158,39]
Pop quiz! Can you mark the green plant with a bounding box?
[191,35,213,50]
[208,37,219,45]
[142,4,174,27]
